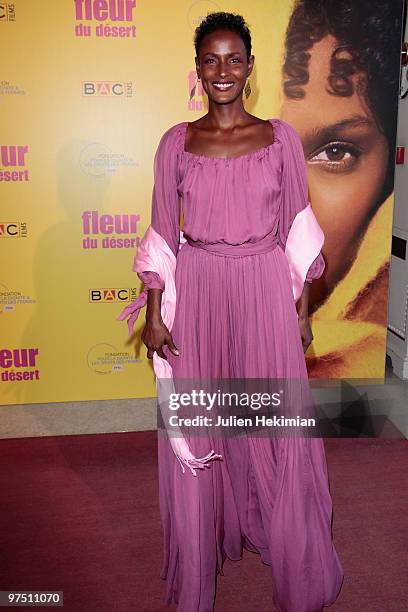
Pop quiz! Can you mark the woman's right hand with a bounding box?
[142,315,179,360]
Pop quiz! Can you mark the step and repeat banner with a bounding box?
[0,0,403,404]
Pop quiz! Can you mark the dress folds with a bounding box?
[137,118,344,611]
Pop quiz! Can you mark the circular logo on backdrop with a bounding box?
[187,1,221,31]
[0,281,36,313]
[79,143,112,177]
[0,80,26,95]
[79,142,138,177]
[87,343,141,374]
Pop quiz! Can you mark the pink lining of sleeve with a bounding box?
[285,203,325,302]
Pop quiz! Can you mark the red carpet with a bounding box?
[0,431,407,611]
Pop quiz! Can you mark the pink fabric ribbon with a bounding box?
[117,224,179,351]
[117,225,222,476]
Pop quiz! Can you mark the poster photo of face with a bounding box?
[280,0,404,378]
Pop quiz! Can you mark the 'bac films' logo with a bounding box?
[89,288,138,302]
[0,222,28,238]
[82,82,133,97]
[0,3,16,21]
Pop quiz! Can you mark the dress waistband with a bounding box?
[184,232,279,257]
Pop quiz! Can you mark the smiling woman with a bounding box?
[119,10,344,612]
[184,21,277,159]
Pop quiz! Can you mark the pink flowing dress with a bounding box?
[138,118,344,612]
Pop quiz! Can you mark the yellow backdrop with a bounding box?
[0,0,398,404]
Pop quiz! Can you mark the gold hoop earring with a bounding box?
[189,76,199,101]
[244,79,251,99]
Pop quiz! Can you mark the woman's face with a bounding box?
[195,29,253,105]
[281,34,389,307]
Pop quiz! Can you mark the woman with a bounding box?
[280,0,403,377]
[120,11,344,612]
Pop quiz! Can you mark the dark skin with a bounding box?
[142,29,313,360]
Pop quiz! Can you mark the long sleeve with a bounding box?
[138,125,182,290]
[278,119,325,287]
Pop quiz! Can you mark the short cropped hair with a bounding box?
[194,12,252,59]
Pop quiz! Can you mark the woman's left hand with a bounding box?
[298,315,313,353]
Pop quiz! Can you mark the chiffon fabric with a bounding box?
[138,119,344,611]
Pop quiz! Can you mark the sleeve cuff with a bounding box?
[305,252,325,283]
[137,270,165,291]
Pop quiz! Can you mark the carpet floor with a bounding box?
[0,431,407,611]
